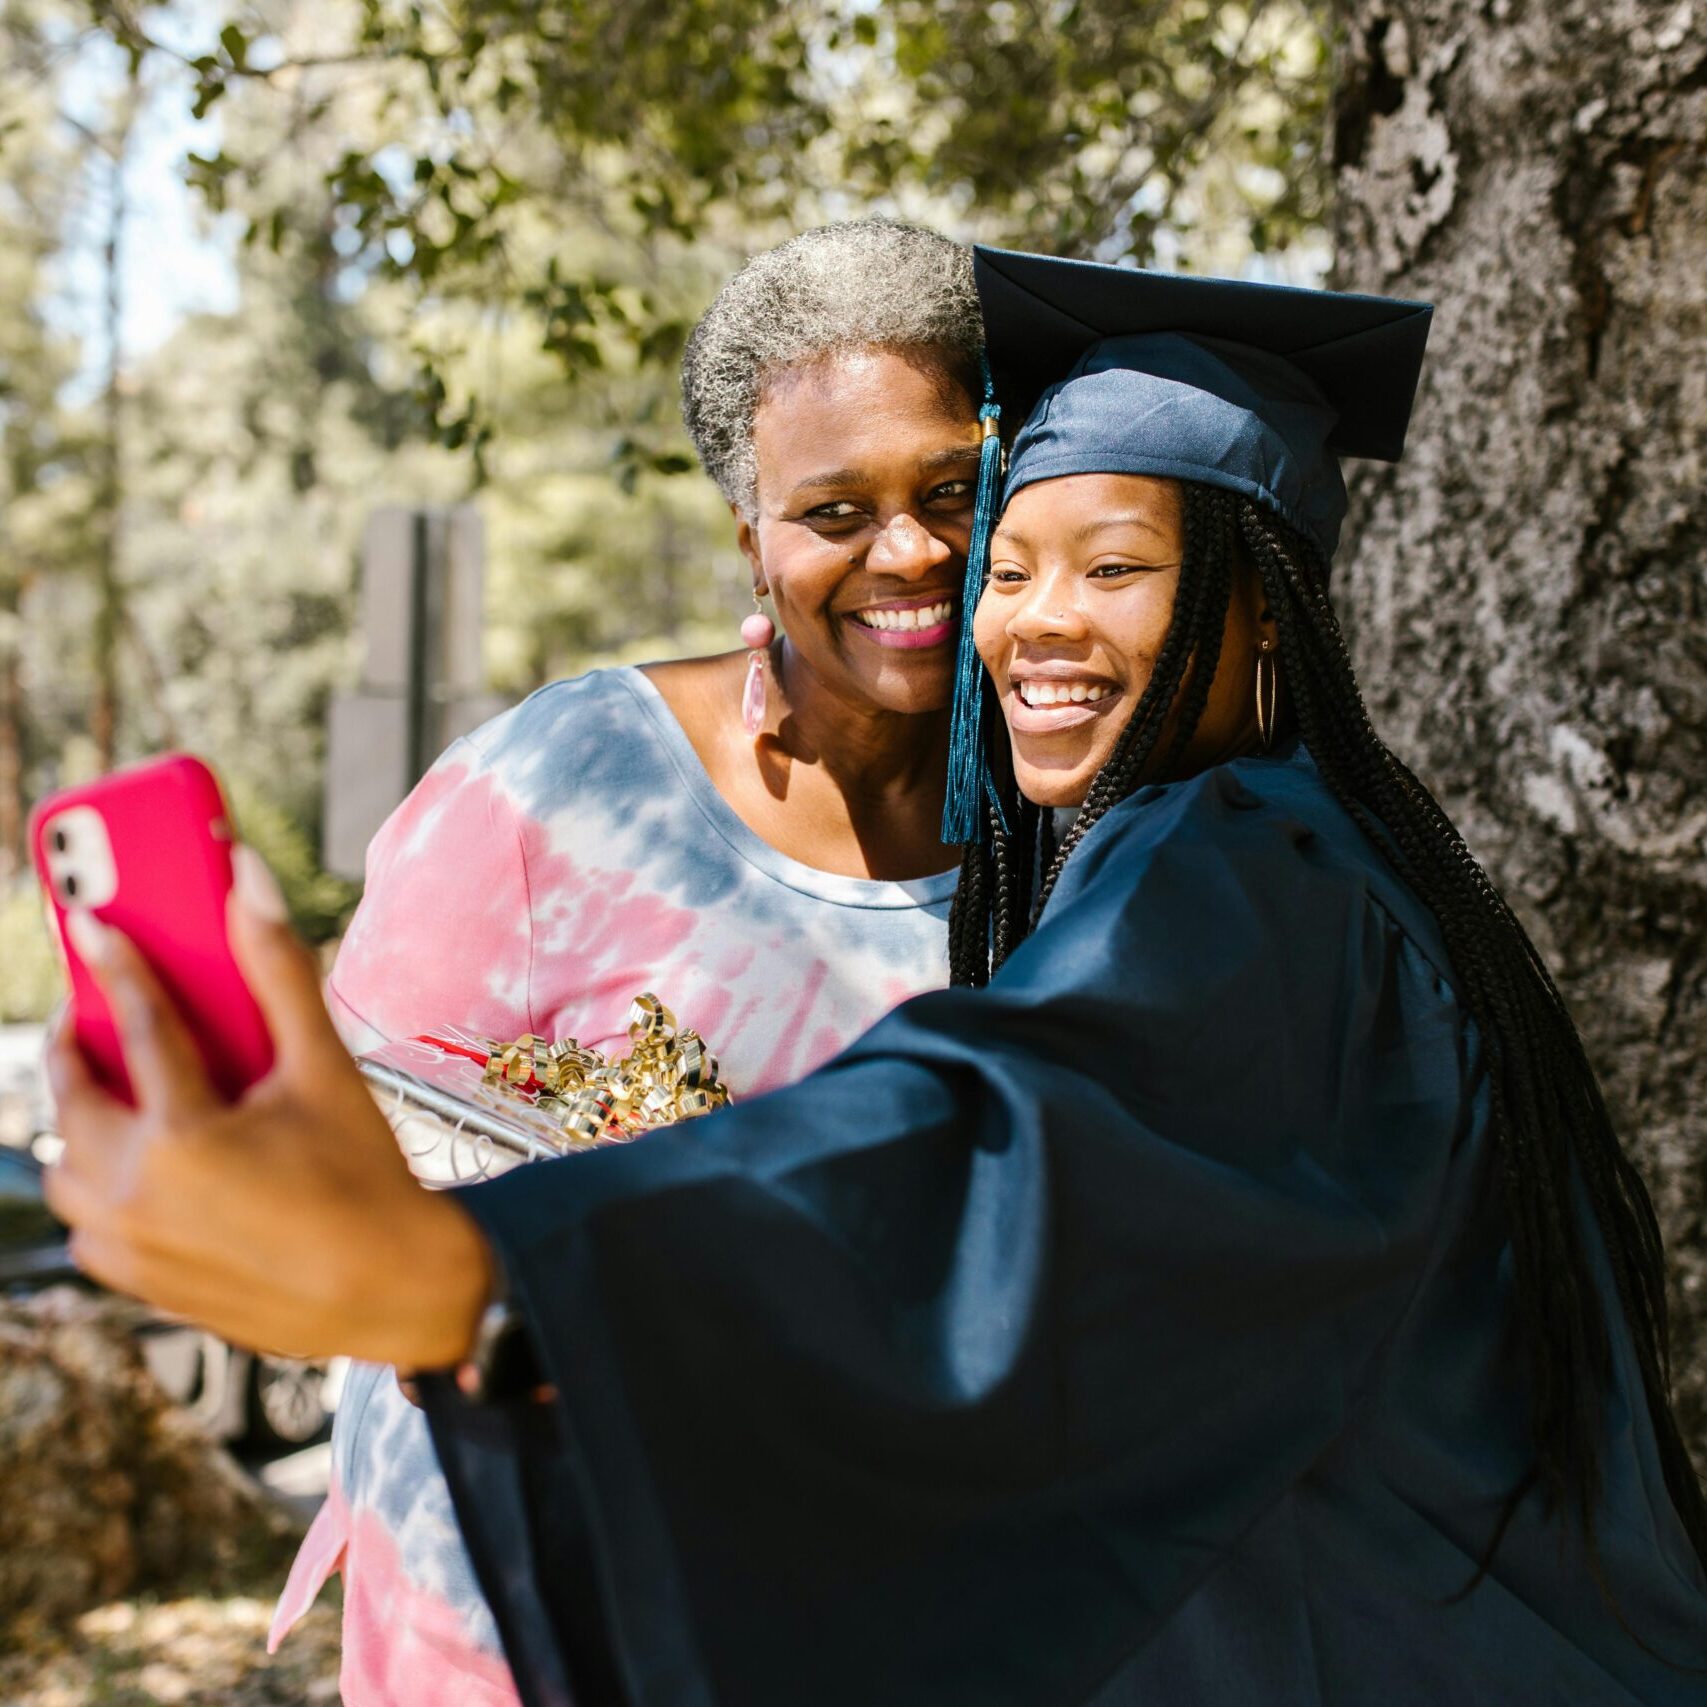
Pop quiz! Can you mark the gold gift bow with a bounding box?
[474,993,730,1148]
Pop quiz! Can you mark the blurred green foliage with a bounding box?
[0,879,61,1023]
[225,780,362,941]
[0,0,1331,1020]
[75,0,1331,447]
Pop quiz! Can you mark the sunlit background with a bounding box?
[0,0,1331,1018]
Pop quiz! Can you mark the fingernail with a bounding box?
[66,908,114,968]
[232,845,289,923]
[43,1033,69,1095]
[44,1005,72,1069]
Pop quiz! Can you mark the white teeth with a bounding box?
[855,600,953,631]
[1016,681,1112,708]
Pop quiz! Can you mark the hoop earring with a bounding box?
[1255,639,1278,752]
[740,587,775,738]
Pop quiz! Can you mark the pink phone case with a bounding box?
[31,754,276,1105]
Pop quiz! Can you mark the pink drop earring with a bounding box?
[741,587,775,738]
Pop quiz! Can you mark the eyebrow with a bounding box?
[785,444,984,502]
[994,512,1175,552]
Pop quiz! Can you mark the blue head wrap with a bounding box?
[1004,332,1346,561]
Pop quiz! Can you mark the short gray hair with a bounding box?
[681,219,983,516]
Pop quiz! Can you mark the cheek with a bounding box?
[1108,580,1180,688]
[972,589,1005,668]
[758,527,841,618]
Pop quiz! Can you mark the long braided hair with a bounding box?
[948,479,1707,1577]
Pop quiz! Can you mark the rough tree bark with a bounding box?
[90,84,135,777]
[0,580,23,879]
[1330,0,1707,1466]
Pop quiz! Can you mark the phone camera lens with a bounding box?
[61,873,79,900]
[51,828,69,854]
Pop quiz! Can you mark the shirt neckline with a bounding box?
[615,666,960,910]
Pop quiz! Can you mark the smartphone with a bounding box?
[30,754,275,1105]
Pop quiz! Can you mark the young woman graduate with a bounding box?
[44,247,1707,1707]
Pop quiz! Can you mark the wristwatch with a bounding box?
[453,1257,536,1402]
[397,1249,546,1407]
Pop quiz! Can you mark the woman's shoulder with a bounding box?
[331,665,717,1045]
[1061,741,1351,875]
[350,664,680,902]
[459,664,653,762]
[449,665,684,810]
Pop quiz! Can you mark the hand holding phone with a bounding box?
[31,754,275,1103]
[38,828,494,1370]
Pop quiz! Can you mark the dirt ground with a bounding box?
[0,1572,342,1706]
[0,1280,345,1704]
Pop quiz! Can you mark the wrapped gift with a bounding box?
[359,994,730,1186]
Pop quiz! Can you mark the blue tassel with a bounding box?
[941,361,1005,845]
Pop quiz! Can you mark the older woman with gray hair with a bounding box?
[266,219,986,1707]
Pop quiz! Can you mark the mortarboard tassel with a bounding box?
[941,359,1004,846]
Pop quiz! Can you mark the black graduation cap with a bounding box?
[976,244,1432,462]
[973,244,1433,563]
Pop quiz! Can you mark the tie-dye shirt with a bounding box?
[270,664,955,1707]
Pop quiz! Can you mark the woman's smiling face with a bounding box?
[740,348,983,715]
[974,473,1264,807]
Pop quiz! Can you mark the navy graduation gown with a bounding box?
[423,743,1707,1706]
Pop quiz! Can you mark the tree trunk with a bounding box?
[91,86,137,775]
[0,580,24,879]
[1330,0,1707,1466]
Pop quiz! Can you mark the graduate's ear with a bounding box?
[1233,552,1277,650]
[1230,550,1285,749]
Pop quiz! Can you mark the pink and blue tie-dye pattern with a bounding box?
[270,666,954,1706]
